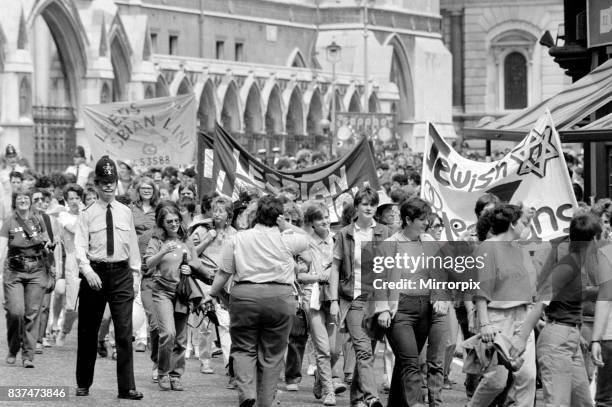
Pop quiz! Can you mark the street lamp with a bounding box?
[355,0,373,113]
[326,40,342,158]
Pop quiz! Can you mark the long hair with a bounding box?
[134,177,160,207]
[153,201,188,242]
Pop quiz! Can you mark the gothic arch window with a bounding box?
[504,52,527,109]
[101,82,111,103]
[144,85,155,99]
[19,77,31,117]
[490,30,535,111]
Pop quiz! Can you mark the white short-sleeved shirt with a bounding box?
[221,224,309,284]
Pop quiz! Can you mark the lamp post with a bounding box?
[356,0,372,113]
[326,40,342,158]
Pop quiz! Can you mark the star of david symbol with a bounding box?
[103,162,113,176]
[510,126,559,178]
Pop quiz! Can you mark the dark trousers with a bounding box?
[285,320,309,384]
[3,263,47,362]
[76,262,135,394]
[455,304,479,397]
[37,292,51,342]
[387,296,432,407]
[596,340,612,407]
[140,277,159,365]
[230,283,295,407]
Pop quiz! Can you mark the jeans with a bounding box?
[309,301,339,395]
[230,283,295,407]
[469,306,536,407]
[153,286,188,377]
[344,295,379,405]
[3,262,47,361]
[37,292,51,342]
[596,340,612,407]
[537,322,591,407]
[426,309,447,406]
[140,277,158,365]
[387,296,432,407]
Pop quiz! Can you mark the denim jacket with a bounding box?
[334,222,389,301]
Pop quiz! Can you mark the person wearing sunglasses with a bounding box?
[145,201,206,392]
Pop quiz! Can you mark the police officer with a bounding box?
[74,155,143,400]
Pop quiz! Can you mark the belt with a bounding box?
[547,318,581,328]
[235,281,292,286]
[90,260,129,270]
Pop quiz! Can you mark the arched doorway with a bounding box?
[265,85,283,152]
[286,87,304,154]
[368,93,380,113]
[198,80,216,134]
[221,82,240,133]
[31,1,86,173]
[306,88,325,151]
[243,83,264,151]
[386,35,415,140]
[110,36,131,102]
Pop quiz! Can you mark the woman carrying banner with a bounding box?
[1,187,52,368]
[468,203,537,407]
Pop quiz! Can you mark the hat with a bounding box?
[272,147,281,153]
[95,155,118,183]
[117,159,133,172]
[5,144,17,158]
[73,146,86,158]
[257,149,267,155]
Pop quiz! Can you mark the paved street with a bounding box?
[0,293,473,406]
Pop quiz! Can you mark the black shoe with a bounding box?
[367,398,383,407]
[117,390,143,400]
[75,387,89,397]
[97,341,108,358]
[239,399,255,407]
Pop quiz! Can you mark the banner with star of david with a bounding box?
[421,111,577,241]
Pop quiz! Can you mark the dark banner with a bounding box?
[199,123,380,223]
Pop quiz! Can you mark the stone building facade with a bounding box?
[440,0,570,145]
[0,0,453,172]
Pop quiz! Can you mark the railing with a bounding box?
[32,106,76,174]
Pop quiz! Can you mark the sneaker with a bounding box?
[170,377,184,391]
[443,378,453,390]
[344,373,353,385]
[35,343,43,354]
[185,347,192,359]
[200,360,214,374]
[42,337,52,348]
[56,332,66,347]
[158,375,171,391]
[134,342,146,352]
[152,367,158,383]
[286,383,299,391]
[226,377,237,390]
[323,392,337,406]
[23,360,34,368]
[333,379,347,395]
[212,348,223,358]
[5,354,16,365]
[313,370,323,399]
[307,364,316,376]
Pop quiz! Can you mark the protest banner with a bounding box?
[421,111,577,241]
[200,123,380,223]
[83,94,196,167]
